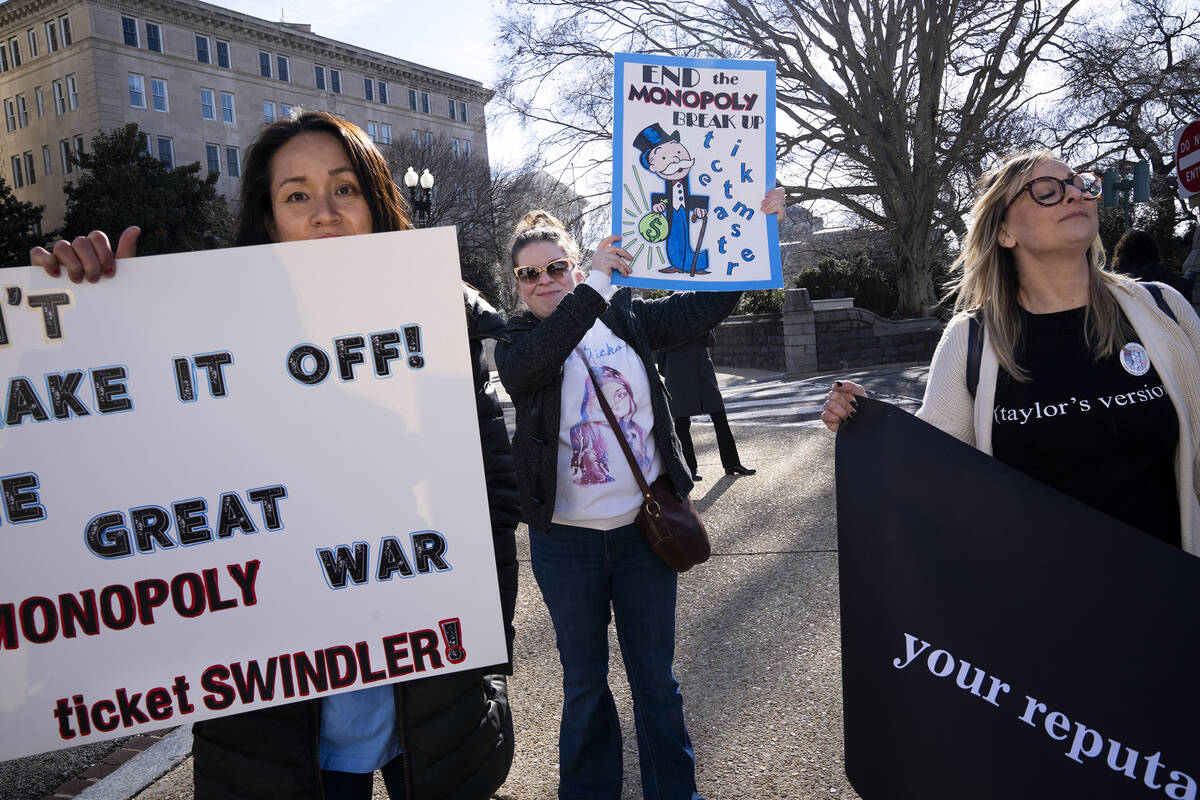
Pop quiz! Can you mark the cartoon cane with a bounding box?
[689,212,709,277]
[439,618,466,664]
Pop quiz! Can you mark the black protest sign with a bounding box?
[835,398,1199,800]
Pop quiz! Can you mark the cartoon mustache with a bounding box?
[662,158,695,171]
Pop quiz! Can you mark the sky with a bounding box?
[214,0,536,167]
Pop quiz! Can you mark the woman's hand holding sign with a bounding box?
[30,226,140,283]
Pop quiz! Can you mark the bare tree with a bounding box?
[496,0,1077,315]
[1050,0,1200,258]
[381,134,591,312]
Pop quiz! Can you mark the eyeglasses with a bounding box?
[1005,171,1103,212]
[514,258,572,283]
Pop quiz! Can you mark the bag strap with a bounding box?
[574,348,653,500]
[966,312,984,400]
[1141,282,1178,324]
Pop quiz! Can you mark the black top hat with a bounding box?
[633,123,681,170]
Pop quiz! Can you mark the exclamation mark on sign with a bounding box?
[403,324,424,369]
[439,617,466,664]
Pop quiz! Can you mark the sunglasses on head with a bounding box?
[514,258,572,283]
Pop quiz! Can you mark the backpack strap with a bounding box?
[965,313,984,400]
[1141,282,1178,324]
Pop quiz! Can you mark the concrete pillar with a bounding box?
[783,288,817,375]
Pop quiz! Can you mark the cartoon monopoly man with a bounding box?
[634,123,710,275]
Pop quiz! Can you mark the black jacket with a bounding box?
[495,283,739,531]
[656,330,723,418]
[192,286,519,799]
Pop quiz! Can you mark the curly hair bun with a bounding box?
[515,209,567,234]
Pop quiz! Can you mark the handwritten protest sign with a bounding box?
[836,399,1199,799]
[612,53,780,291]
[0,228,507,760]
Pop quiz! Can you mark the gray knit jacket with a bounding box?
[496,283,740,532]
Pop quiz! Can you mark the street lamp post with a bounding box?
[1102,161,1150,230]
[404,167,436,228]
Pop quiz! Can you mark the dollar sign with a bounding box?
[645,214,664,241]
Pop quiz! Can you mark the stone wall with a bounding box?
[812,300,942,372]
[710,313,785,372]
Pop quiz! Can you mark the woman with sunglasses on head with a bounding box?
[30,111,519,800]
[823,150,1200,553]
[495,191,784,800]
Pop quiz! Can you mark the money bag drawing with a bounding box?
[632,123,710,275]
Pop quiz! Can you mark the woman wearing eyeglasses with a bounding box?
[823,150,1200,553]
[496,193,783,800]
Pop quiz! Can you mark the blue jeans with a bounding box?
[529,522,702,800]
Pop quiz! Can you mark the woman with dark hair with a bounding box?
[30,110,519,800]
[1111,228,1195,298]
[496,194,783,800]
[823,150,1200,553]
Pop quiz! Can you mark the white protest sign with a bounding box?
[0,228,506,760]
[612,53,780,291]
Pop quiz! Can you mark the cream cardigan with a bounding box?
[916,281,1200,555]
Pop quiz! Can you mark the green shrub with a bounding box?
[794,255,898,317]
[733,288,784,315]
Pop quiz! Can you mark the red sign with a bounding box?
[1176,119,1200,195]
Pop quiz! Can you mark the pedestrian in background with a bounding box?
[1112,228,1196,299]
[657,330,755,480]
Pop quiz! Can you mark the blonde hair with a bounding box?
[509,210,581,268]
[945,149,1134,381]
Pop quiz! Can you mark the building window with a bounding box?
[146,22,162,53]
[460,102,468,123]
[0,44,8,72]
[42,144,51,175]
[46,21,59,52]
[157,136,174,168]
[380,124,391,145]
[53,80,64,114]
[129,74,146,108]
[200,88,215,120]
[425,132,433,151]
[463,140,470,160]
[330,69,341,94]
[277,55,289,82]
[264,101,275,123]
[3,99,14,132]
[66,74,78,110]
[378,81,388,105]
[28,29,38,58]
[221,92,235,124]
[408,88,417,110]
[60,15,72,46]
[421,91,430,114]
[16,94,27,127]
[411,129,419,146]
[314,64,326,90]
[196,35,210,64]
[73,133,84,158]
[259,51,271,78]
[151,78,168,112]
[216,40,230,68]
[136,131,150,157]
[363,77,373,102]
[24,151,36,184]
[225,146,240,178]
[122,16,138,47]
[366,120,378,141]
[11,156,23,188]
[60,138,72,173]
[35,87,43,117]
[452,138,459,159]
[9,38,22,68]
[448,98,455,119]
[205,143,220,175]
[280,103,293,119]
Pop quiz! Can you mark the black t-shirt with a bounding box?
[992,306,1180,547]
